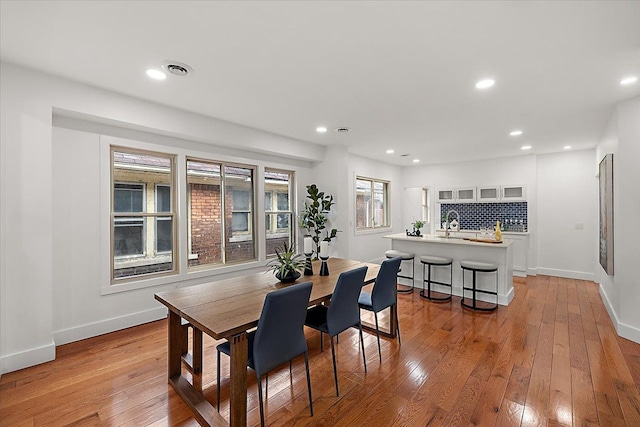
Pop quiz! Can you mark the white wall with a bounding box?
[347,154,404,263]
[536,149,598,280]
[596,111,620,316]
[597,96,640,343]
[307,145,351,259]
[0,62,327,373]
[0,64,55,373]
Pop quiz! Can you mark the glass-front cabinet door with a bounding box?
[456,187,476,202]
[477,186,500,202]
[502,185,526,201]
[437,189,455,202]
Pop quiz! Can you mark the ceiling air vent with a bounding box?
[162,61,193,77]
[335,127,351,133]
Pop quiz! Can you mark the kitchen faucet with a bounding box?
[445,209,460,238]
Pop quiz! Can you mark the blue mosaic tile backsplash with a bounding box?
[440,202,528,231]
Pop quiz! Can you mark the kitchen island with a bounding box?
[385,233,514,306]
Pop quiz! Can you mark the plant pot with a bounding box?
[415,229,421,236]
[275,271,301,283]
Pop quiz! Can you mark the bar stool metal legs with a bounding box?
[419,255,453,302]
[385,250,415,293]
[460,261,498,312]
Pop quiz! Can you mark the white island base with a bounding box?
[385,233,514,306]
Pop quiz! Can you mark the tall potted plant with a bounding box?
[300,184,338,258]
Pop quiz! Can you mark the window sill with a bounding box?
[102,258,264,295]
[229,234,253,243]
[355,226,392,236]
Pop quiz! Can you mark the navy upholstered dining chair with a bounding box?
[358,256,402,362]
[304,266,368,396]
[216,281,314,427]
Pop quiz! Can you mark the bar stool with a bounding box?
[460,261,499,312]
[385,250,415,293]
[419,255,453,302]
[181,317,203,373]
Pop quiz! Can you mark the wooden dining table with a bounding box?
[154,257,388,427]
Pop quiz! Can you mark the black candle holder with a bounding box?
[319,256,329,276]
[304,252,314,276]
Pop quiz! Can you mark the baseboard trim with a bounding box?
[617,322,640,344]
[536,267,594,281]
[1,340,55,375]
[599,285,640,344]
[53,306,168,346]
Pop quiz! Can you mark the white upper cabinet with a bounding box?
[437,187,476,203]
[477,186,501,202]
[476,184,527,202]
[456,187,476,201]
[501,185,526,201]
[437,189,455,202]
[439,185,526,203]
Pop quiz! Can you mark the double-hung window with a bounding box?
[356,176,390,230]
[111,148,176,281]
[186,159,256,268]
[422,187,430,224]
[264,169,294,256]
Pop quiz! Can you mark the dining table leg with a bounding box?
[229,331,249,427]
[361,305,398,339]
[168,310,184,379]
[388,304,398,338]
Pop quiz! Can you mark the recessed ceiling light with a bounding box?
[475,79,495,89]
[564,145,572,150]
[521,145,532,150]
[316,126,327,133]
[510,130,523,136]
[620,76,638,86]
[413,159,420,163]
[386,149,394,154]
[162,61,193,77]
[146,69,166,80]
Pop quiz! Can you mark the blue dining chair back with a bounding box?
[358,256,402,362]
[371,256,402,312]
[216,281,314,427]
[326,266,368,335]
[253,281,313,376]
[304,266,368,396]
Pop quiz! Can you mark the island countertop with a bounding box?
[384,233,513,248]
[384,232,514,306]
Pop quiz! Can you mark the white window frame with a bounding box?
[422,187,431,225]
[99,134,295,295]
[264,168,295,256]
[355,176,391,232]
[110,147,177,285]
[186,158,257,265]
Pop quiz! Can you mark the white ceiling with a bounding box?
[1,1,639,166]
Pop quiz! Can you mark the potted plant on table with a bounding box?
[267,242,306,283]
[412,220,424,236]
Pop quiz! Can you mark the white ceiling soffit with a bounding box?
[1,1,639,165]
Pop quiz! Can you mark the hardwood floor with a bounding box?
[2,275,640,426]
